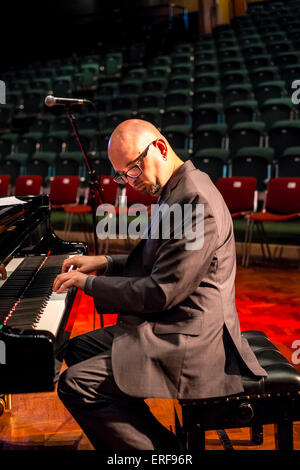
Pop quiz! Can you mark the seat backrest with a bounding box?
[194,124,227,151]
[0,138,13,156]
[40,135,64,153]
[162,110,191,127]
[266,177,300,214]
[17,136,39,155]
[225,101,258,129]
[228,123,264,154]
[0,174,11,196]
[268,121,300,156]
[0,105,13,127]
[163,130,189,149]
[111,97,134,112]
[23,89,44,113]
[137,94,161,109]
[14,175,42,196]
[165,91,192,108]
[193,104,223,128]
[260,100,294,130]
[100,175,119,205]
[216,177,257,213]
[50,176,80,205]
[193,87,220,106]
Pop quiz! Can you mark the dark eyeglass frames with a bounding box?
[113,142,154,184]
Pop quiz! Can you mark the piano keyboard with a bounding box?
[0,255,72,337]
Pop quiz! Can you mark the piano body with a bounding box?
[0,194,87,396]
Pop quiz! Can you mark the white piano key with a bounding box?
[32,254,79,336]
[33,292,68,337]
[5,257,24,273]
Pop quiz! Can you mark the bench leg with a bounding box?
[0,394,11,415]
[250,424,264,445]
[217,429,234,450]
[275,422,293,450]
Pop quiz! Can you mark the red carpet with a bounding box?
[235,267,300,369]
[236,296,300,369]
[237,292,300,348]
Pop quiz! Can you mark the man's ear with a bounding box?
[153,139,167,159]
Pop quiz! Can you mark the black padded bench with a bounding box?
[178,331,300,451]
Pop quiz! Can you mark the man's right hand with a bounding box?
[61,255,108,274]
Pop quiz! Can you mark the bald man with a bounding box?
[54,119,266,450]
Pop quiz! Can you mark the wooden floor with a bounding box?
[0,262,300,451]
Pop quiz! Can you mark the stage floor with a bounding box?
[0,265,300,451]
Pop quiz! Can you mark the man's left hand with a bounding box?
[53,270,88,294]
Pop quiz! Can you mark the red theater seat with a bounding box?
[63,176,118,244]
[216,176,257,218]
[244,177,300,267]
[0,175,11,197]
[14,175,42,196]
[50,176,80,209]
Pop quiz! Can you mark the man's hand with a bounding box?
[61,255,108,274]
[53,270,88,294]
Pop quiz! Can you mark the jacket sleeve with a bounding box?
[86,199,219,315]
[106,254,129,276]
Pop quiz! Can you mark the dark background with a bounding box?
[1,1,194,69]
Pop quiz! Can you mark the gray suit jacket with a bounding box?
[86,160,267,399]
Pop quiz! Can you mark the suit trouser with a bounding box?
[57,325,180,450]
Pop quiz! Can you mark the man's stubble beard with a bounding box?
[149,183,161,195]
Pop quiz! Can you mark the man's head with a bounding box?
[108,119,184,196]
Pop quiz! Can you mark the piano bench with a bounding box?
[178,330,300,451]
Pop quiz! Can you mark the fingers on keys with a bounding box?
[53,274,69,293]
[62,257,77,273]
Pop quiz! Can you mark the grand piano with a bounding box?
[0,194,87,396]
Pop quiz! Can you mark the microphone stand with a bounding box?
[65,104,104,329]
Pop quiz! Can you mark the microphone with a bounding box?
[44,95,92,107]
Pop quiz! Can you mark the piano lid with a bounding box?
[0,197,28,221]
[0,194,50,265]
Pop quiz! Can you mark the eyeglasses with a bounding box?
[113,142,153,184]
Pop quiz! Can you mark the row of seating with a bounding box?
[0,147,295,192]
[0,173,158,204]
[5,44,299,98]
[0,173,157,243]
[1,77,297,135]
[2,96,298,140]
[93,83,295,112]
[200,175,300,267]
[3,58,300,96]
[0,5,299,207]
[0,141,293,198]
[2,6,300,129]
[2,51,123,89]
[118,61,300,89]
[3,116,300,152]
[3,112,300,154]
[0,151,111,183]
[1,172,298,267]
[0,130,297,190]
